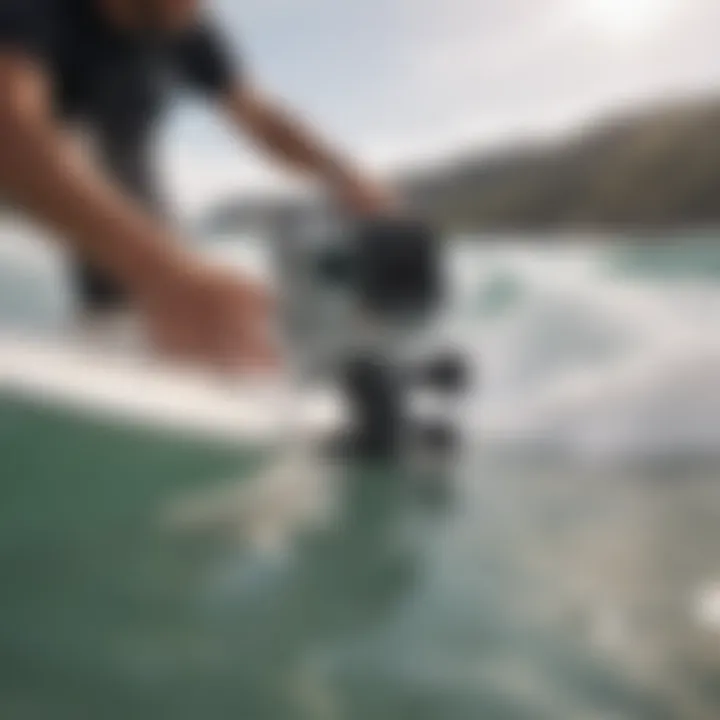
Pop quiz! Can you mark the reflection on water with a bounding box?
[2,399,720,718]
[2,233,720,717]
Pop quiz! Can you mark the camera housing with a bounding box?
[271,212,470,463]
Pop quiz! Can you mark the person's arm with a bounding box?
[0,54,185,292]
[222,82,396,216]
[174,19,395,215]
[0,53,275,369]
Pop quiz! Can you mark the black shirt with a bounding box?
[0,0,237,123]
[0,0,240,308]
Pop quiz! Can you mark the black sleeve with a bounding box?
[0,0,54,62]
[173,21,240,98]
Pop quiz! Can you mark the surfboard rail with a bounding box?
[0,335,344,444]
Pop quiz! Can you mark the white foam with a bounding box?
[2,230,719,462]
[460,242,720,461]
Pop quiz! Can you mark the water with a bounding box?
[2,221,720,718]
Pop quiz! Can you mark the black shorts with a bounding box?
[72,137,162,314]
[73,261,128,313]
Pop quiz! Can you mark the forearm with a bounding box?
[226,88,362,186]
[0,114,185,294]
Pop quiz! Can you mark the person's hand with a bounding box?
[335,175,400,217]
[136,255,278,373]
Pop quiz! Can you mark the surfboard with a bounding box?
[0,334,345,445]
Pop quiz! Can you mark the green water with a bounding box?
[607,238,720,282]
[3,397,720,719]
[3,236,720,718]
[0,398,265,719]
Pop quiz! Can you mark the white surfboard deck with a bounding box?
[0,334,345,445]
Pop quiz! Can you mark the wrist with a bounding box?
[337,176,399,217]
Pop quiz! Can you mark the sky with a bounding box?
[160,0,720,214]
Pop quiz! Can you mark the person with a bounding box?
[0,0,395,370]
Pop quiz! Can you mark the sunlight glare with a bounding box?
[580,0,678,40]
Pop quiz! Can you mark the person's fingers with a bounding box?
[146,314,188,360]
[242,286,276,317]
[141,268,281,374]
[226,312,280,372]
[242,334,281,372]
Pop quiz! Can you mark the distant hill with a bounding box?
[202,96,720,234]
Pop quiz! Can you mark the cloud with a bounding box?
[166,0,720,212]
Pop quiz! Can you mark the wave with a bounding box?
[454,241,720,462]
[1,224,719,464]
